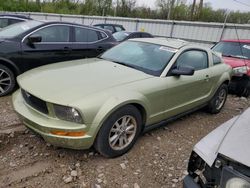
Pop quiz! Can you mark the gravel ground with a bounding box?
[0,95,249,188]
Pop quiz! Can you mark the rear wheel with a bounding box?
[94,105,142,158]
[207,84,228,114]
[0,65,16,97]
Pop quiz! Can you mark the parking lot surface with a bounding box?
[0,95,249,188]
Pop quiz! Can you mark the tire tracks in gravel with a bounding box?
[0,161,51,188]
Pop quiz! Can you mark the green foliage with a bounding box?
[0,0,249,24]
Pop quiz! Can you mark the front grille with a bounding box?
[21,89,48,114]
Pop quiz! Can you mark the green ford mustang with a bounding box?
[13,38,232,157]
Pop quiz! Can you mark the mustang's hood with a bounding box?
[17,58,152,104]
[194,107,250,167]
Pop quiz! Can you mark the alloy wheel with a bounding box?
[215,88,227,110]
[0,68,11,95]
[108,115,137,151]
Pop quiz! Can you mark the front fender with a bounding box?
[87,91,150,139]
[0,57,21,75]
[209,66,232,99]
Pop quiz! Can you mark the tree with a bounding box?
[190,0,196,20]
[167,0,175,20]
[198,0,203,19]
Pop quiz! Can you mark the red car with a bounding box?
[213,39,250,97]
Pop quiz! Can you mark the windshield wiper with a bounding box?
[100,57,136,69]
[113,61,137,69]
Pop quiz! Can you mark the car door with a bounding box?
[71,26,108,59]
[162,49,213,119]
[21,24,73,70]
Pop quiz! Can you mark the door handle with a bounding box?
[205,75,210,82]
[96,46,104,52]
[63,47,72,54]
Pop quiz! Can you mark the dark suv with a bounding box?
[0,14,31,29]
[0,20,116,96]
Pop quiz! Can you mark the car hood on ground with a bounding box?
[193,107,250,167]
[17,58,152,105]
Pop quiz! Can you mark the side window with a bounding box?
[0,18,9,28]
[103,25,115,33]
[75,27,99,42]
[99,31,107,39]
[176,50,208,71]
[115,26,123,32]
[9,19,23,25]
[212,54,222,65]
[31,25,70,42]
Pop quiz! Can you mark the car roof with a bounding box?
[24,20,111,33]
[130,37,188,49]
[222,39,250,43]
[94,23,123,27]
[0,14,31,20]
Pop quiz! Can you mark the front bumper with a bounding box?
[229,75,250,93]
[183,175,200,188]
[12,89,95,150]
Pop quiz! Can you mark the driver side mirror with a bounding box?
[171,66,195,76]
[27,35,42,44]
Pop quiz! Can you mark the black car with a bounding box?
[0,14,31,29]
[113,31,154,42]
[0,20,116,96]
[94,24,125,34]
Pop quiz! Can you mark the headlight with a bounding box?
[53,104,83,124]
[226,177,250,188]
[233,66,248,76]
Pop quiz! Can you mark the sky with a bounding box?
[136,0,250,12]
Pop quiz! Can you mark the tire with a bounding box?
[242,88,250,98]
[238,81,250,98]
[0,64,16,97]
[207,84,228,114]
[94,105,142,158]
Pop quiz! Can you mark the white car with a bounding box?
[184,108,250,188]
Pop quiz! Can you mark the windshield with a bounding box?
[113,31,130,42]
[213,41,250,60]
[100,41,176,76]
[0,20,43,38]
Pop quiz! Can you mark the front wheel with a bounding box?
[238,80,250,98]
[94,105,142,158]
[207,84,228,114]
[0,64,16,97]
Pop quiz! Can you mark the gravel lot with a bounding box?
[0,95,249,188]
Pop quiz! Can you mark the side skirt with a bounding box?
[143,103,208,133]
